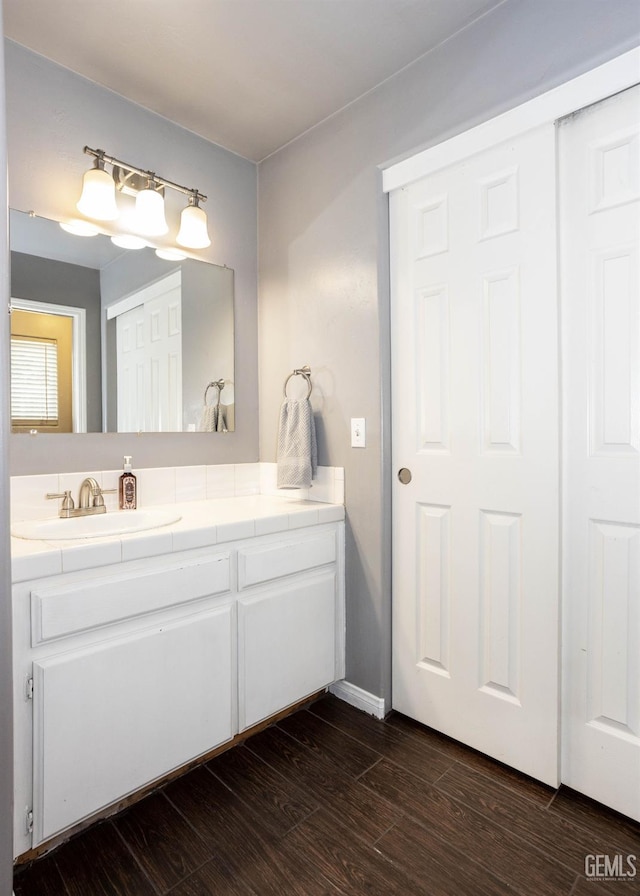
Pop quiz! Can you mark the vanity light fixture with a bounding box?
[155,247,187,261]
[76,151,119,221]
[59,219,100,237]
[134,178,169,236]
[177,192,211,249]
[76,146,211,250]
[111,234,147,250]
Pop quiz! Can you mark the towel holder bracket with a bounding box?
[284,365,312,399]
[204,379,225,405]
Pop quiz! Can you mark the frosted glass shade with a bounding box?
[156,247,187,261]
[177,203,211,249]
[59,220,100,237]
[76,167,118,220]
[111,234,147,250]
[134,187,169,236]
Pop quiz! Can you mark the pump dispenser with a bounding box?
[119,456,137,510]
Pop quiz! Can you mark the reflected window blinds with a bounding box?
[11,335,60,425]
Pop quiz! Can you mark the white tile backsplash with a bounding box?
[334,474,345,505]
[11,462,344,523]
[259,462,278,494]
[58,470,104,498]
[100,469,121,512]
[309,465,334,503]
[206,464,236,499]
[258,463,343,504]
[234,463,260,496]
[175,465,207,503]
[11,473,61,521]
[136,467,176,506]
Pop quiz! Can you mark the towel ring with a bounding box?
[283,365,312,399]
[204,379,225,405]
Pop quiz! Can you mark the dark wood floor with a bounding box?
[14,694,640,896]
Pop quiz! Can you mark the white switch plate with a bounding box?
[351,417,366,448]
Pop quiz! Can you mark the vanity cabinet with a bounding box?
[12,520,344,859]
[237,529,340,730]
[33,605,234,845]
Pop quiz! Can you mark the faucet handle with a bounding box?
[46,490,75,512]
[91,487,117,508]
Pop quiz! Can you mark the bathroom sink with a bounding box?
[11,508,182,541]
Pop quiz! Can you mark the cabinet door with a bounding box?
[32,605,233,845]
[238,571,337,730]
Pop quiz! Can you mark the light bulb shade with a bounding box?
[59,219,100,237]
[156,247,187,261]
[76,166,118,220]
[134,187,168,236]
[177,203,211,249]
[111,234,147,250]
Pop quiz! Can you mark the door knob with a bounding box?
[398,468,412,485]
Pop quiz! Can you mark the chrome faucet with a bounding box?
[46,478,116,518]
[78,477,104,510]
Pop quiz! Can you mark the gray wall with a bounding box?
[257,0,640,703]
[11,250,103,432]
[6,40,258,473]
[0,12,14,896]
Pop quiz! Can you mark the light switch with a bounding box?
[351,417,366,448]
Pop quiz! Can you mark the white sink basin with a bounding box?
[11,508,182,541]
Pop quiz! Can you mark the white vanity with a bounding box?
[11,481,345,861]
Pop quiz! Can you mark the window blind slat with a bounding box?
[11,336,59,422]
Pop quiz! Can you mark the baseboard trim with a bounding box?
[329,680,387,719]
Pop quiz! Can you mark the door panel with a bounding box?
[116,278,182,432]
[391,124,560,785]
[32,607,234,844]
[237,572,337,731]
[560,85,640,821]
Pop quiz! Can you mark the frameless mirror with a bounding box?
[9,209,235,434]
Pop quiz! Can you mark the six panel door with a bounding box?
[391,123,560,785]
[560,85,640,821]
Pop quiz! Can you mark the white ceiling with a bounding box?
[3,0,506,162]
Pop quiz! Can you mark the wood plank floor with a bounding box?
[14,694,640,896]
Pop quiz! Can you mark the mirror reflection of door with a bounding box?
[10,308,73,432]
[115,272,183,432]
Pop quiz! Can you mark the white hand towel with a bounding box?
[277,398,317,489]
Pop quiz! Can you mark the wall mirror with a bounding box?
[9,209,235,434]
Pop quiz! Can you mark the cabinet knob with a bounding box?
[397,468,412,485]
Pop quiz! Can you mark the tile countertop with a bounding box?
[10,495,345,584]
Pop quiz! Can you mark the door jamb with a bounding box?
[10,298,87,433]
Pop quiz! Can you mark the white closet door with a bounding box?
[391,124,560,785]
[560,85,640,821]
[115,279,182,432]
[116,304,145,432]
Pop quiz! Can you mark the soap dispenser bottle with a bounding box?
[119,456,137,510]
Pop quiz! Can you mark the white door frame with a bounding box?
[382,48,640,193]
[10,297,87,433]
